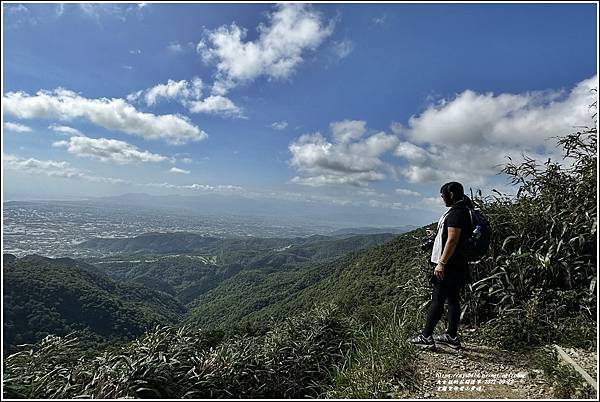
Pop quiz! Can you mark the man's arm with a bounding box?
[434,227,461,280]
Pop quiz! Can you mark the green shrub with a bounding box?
[3,305,353,399]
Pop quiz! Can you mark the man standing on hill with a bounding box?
[409,181,472,350]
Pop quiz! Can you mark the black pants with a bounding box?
[422,266,466,337]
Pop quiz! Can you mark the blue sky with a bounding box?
[2,2,598,226]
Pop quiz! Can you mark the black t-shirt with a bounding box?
[441,202,472,266]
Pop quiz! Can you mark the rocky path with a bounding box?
[561,346,598,385]
[400,341,556,399]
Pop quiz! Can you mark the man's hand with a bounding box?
[434,263,445,280]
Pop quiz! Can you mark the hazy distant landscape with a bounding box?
[3,198,416,258]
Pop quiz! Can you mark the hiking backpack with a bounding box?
[461,207,492,261]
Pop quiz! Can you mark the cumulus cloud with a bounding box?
[198,3,334,94]
[289,121,399,187]
[330,119,366,143]
[169,167,190,174]
[128,77,203,107]
[393,75,598,185]
[187,95,244,118]
[394,141,432,164]
[271,121,288,130]
[3,88,207,145]
[48,124,84,136]
[404,76,597,147]
[4,154,128,184]
[127,78,243,118]
[4,154,84,178]
[4,122,32,133]
[53,136,168,164]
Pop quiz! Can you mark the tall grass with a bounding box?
[4,305,353,399]
[461,106,597,349]
[326,302,422,398]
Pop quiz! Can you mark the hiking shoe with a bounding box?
[408,333,436,350]
[433,333,462,350]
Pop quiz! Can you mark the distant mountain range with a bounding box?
[78,232,398,260]
[328,226,417,236]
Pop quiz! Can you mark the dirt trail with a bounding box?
[404,341,555,399]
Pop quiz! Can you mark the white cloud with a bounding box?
[291,171,385,187]
[395,188,421,197]
[122,65,134,71]
[4,122,32,133]
[126,77,244,118]
[126,90,143,103]
[394,141,432,164]
[393,75,598,185]
[4,154,128,184]
[48,124,84,136]
[169,167,190,174]
[129,49,142,54]
[332,39,354,60]
[53,136,168,164]
[187,95,244,118]
[127,77,245,118]
[271,121,288,130]
[198,3,334,93]
[181,157,193,164]
[330,119,366,143]
[3,88,207,145]
[289,122,399,187]
[405,76,597,147]
[4,154,83,178]
[130,78,203,107]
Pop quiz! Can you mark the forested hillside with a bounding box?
[185,231,430,331]
[82,233,396,305]
[3,255,186,355]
